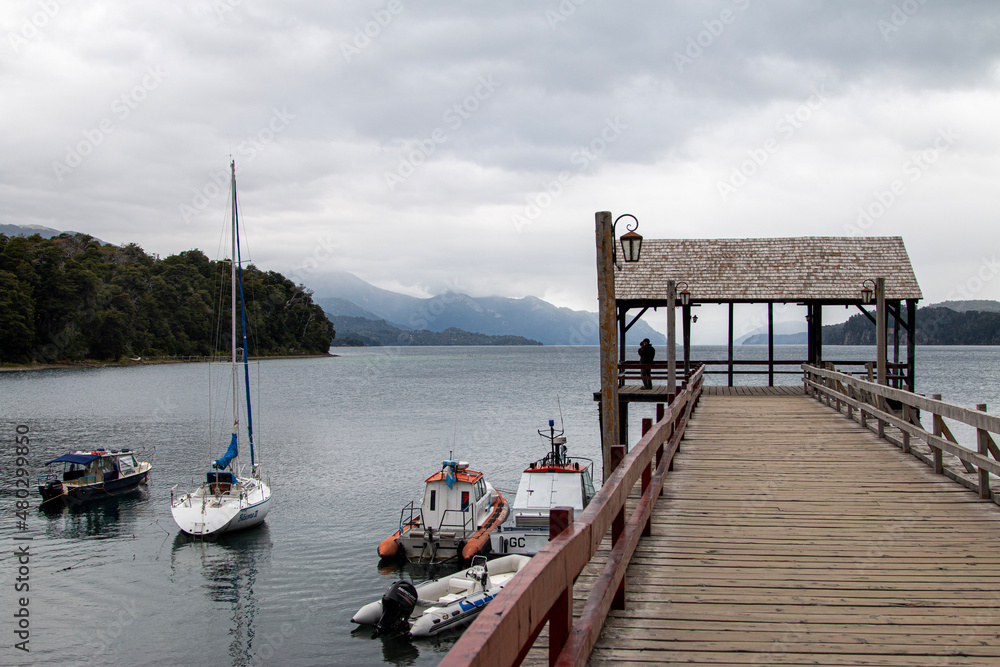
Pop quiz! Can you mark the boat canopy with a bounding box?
[46,453,101,465]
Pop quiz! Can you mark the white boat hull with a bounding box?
[351,554,529,637]
[490,528,551,556]
[171,478,271,537]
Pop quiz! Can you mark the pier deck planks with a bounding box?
[561,393,1000,666]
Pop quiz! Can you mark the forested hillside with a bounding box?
[823,306,1000,345]
[0,233,334,363]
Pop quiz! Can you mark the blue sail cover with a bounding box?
[213,434,239,470]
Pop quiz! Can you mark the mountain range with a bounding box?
[315,271,666,346]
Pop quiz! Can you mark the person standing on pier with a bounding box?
[638,338,655,390]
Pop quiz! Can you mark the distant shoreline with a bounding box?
[0,353,337,372]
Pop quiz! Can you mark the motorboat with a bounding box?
[489,420,596,556]
[378,459,509,563]
[37,449,151,504]
[170,160,272,538]
[352,554,530,638]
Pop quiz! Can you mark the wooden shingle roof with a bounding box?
[615,236,922,303]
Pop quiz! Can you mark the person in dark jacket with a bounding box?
[638,338,655,389]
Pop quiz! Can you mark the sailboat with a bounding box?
[171,160,273,538]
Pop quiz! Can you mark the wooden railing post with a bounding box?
[901,403,911,453]
[860,390,868,429]
[932,394,944,474]
[978,404,991,500]
[548,506,574,665]
[610,444,626,610]
[640,418,653,537]
[656,403,665,423]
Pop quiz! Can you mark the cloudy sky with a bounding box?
[3,0,999,341]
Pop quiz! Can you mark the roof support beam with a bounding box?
[623,307,649,333]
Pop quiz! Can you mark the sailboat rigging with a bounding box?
[171,160,273,537]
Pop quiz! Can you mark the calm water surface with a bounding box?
[0,345,996,666]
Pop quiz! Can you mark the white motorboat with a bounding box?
[378,458,508,564]
[170,160,272,538]
[352,554,530,638]
[489,420,596,556]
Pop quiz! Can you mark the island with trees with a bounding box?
[0,233,334,364]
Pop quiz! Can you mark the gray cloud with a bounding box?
[3,0,1000,338]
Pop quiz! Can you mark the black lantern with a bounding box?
[613,214,642,266]
[861,279,875,305]
[676,281,691,306]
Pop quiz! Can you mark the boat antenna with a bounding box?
[556,395,565,434]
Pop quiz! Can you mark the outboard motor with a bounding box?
[373,580,418,638]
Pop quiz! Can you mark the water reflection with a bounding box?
[170,526,272,666]
[39,487,146,539]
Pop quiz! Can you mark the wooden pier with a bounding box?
[588,387,1000,665]
[443,368,1000,666]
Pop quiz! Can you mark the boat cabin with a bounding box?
[46,450,140,484]
[421,461,493,533]
[513,465,596,514]
[206,471,237,494]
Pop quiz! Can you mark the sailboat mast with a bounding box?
[230,161,239,438]
[235,184,256,466]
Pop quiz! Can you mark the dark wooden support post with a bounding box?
[596,212,619,483]
[814,304,823,365]
[548,506,574,664]
[682,304,691,379]
[667,280,676,394]
[906,299,917,392]
[617,308,627,388]
[806,304,812,365]
[876,277,887,385]
[978,404,991,499]
[619,399,628,452]
[656,403,665,423]
[610,444,626,610]
[892,300,901,387]
[727,302,734,386]
[767,303,774,386]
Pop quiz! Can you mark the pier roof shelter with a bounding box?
[614,236,923,388]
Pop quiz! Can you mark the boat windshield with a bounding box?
[118,454,137,475]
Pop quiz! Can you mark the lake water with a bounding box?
[0,345,997,666]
